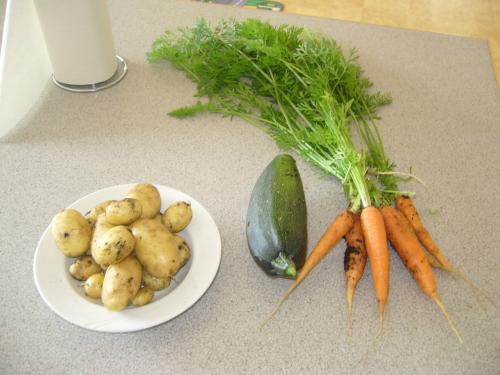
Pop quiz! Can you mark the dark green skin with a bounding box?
[246,154,307,278]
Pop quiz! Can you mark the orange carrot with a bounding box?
[381,205,462,342]
[360,206,390,335]
[344,214,367,336]
[395,196,454,270]
[396,195,497,308]
[261,210,354,326]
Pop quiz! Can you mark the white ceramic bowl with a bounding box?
[33,184,221,332]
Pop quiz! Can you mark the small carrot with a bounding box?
[344,214,367,336]
[261,210,354,327]
[396,195,497,308]
[360,206,390,336]
[395,196,454,270]
[381,205,462,342]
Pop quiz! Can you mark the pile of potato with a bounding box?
[50,183,193,311]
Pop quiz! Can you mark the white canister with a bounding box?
[34,0,118,86]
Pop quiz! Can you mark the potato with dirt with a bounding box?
[84,273,104,299]
[85,200,116,227]
[162,201,192,233]
[131,219,190,279]
[69,255,101,281]
[102,256,142,311]
[142,268,170,291]
[92,225,136,268]
[105,198,142,225]
[89,214,114,255]
[51,209,92,257]
[132,286,154,306]
[126,183,161,219]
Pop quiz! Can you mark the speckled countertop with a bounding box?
[1,1,499,374]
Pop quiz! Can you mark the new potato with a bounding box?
[131,219,190,279]
[102,256,142,311]
[92,225,136,268]
[142,268,170,291]
[127,183,161,219]
[51,209,92,257]
[132,286,154,306]
[85,200,116,227]
[69,255,101,281]
[105,198,142,225]
[162,201,192,233]
[90,214,114,254]
[85,273,104,299]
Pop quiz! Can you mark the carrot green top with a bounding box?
[148,18,398,211]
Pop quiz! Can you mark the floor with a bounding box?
[280,0,500,87]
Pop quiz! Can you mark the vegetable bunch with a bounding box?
[148,18,490,341]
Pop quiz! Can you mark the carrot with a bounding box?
[425,252,445,270]
[261,210,354,327]
[381,205,463,342]
[396,195,497,308]
[395,196,455,270]
[344,214,367,336]
[360,206,390,336]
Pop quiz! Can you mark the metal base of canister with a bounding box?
[52,55,127,92]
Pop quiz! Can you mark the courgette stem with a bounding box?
[271,251,297,278]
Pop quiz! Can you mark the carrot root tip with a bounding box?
[452,269,498,310]
[347,290,353,337]
[375,310,385,340]
[433,296,463,344]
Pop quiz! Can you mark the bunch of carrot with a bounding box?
[264,144,465,343]
[262,85,482,343]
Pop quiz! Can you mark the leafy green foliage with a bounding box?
[148,18,396,210]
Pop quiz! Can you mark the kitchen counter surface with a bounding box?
[1,1,499,374]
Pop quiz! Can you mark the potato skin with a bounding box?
[105,198,142,225]
[171,234,191,270]
[131,287,154,307]
[142,268,170,291]
[127,183,161,219]
[90,214,114,255]
[152,213,163,224]
[85,200,116,227]
[84,273,104,299]
[92,225,136,268]
[162,201,192,233]
[51,209,92,257]
[69,255,101,281]
[102,256,142,311]
[131,219,190,279]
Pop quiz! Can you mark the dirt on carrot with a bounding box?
[344,214,367,336]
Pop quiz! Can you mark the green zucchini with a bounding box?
[246,154,307,278]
